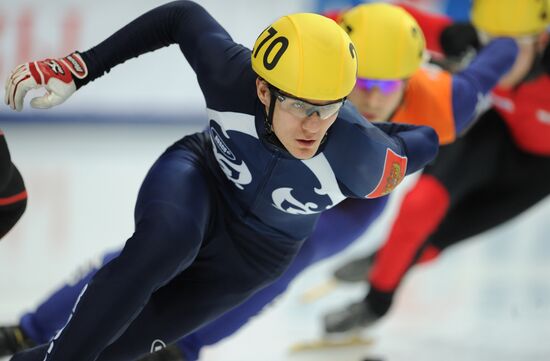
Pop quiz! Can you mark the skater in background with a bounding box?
[0,2,518,360]
[325,0,550,334]
[0,131,27,240]
[0,133,28,352]
[1,1,439,360]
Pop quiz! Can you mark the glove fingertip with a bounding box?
[30,97,50,109]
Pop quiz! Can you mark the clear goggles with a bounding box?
[355,77,404,95]
[270,87,346,120]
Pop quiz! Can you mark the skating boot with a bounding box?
[139,344,187,361]
[0,325,35,357]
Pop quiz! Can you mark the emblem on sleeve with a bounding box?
[366,148,407,199]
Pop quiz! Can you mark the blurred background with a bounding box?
[1,1,549,361]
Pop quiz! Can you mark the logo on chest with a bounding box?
[210,125,252,190]
[212,127,237,161]
[271,155,345,215]
[272,187,328,215]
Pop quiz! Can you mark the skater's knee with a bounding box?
[404,175,449,213]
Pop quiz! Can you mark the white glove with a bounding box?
[4,52,88,112]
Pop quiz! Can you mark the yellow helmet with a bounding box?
[252,13,357,101]
[339,3,426,80]
[472,0,550,37]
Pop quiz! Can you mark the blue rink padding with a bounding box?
[444,0,470,21]
[315,0,471,21]
[315,0,362,12]
[0,112,207,125]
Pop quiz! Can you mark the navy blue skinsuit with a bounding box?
[11,2,437,361]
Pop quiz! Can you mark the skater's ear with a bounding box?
[256,77,271,107]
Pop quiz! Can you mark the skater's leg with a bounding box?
[175,197,388,360]
[20,251,121,344]
[12,142,214,361]
[428,146,550,250]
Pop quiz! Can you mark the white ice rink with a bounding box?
[1,123,550,361]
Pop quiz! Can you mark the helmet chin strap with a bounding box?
[265,92,277,133]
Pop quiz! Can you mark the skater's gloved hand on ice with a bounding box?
[4,52,88,111]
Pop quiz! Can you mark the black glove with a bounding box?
[437,22,481,72]
[440,22,481,58]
